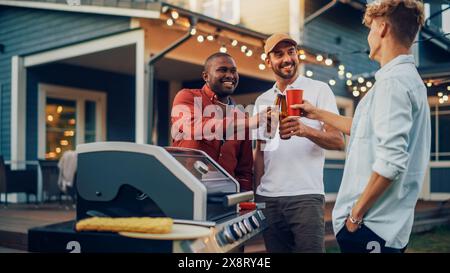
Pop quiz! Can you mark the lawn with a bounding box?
[326,225,450,253]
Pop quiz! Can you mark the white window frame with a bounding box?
[324,96,354,160]
[428,96,450,163]
[37,83,107,159]
[10,29,146,170]
[419,97,450,201]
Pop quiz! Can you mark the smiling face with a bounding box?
[266,41,299,80]
[202,55,239,97]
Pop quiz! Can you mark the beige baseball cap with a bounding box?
[264,33,298,56]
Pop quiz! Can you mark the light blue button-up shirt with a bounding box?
[332,55,431,249]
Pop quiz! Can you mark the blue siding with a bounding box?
[26,63,135,160]
[324,158,345,193]
[0,6,130,159]
[430,168,450,193]
[303,1,379,98]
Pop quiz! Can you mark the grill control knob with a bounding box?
[238,221,248,235]
[249,215,260,229]
[222,226,236,244]
[243,218,253,233]
[231,223,243,239]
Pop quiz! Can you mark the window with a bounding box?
[38,84,106,159]
[424,3,450,34]
[197,0,240,24]
[430,102,450,161]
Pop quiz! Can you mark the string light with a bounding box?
[166,18,174,26]
[171,10,179,19]
[316,55,324,62]
[339,65,345,71]
[231,40,238,47]
[447,86,450,91]
[246,50,253,57]
[325,58,333,66]
[197,35,204,43]
[329,79,336,86]
[444,95,449,101]
[306,70,314,77]
[47,115,54,122]
[300,54,306,60]
[57,106,63,113]
[190,28,197,35]
[219,45,227,53]
[361,86,367,92]
[241,45,247,53]
[439,98,445,104]
[366,81,373,88]
[427,82,433,87]
[56,147,61,154]
[338,70,345,76]
[357,77,365,83]
[346,72,352,79]
[438,92,444,97]
[259,63,266,70]
[353,90,360,97]
[346,80,353,86]
[207,34,214,41]
[260,53,267,61]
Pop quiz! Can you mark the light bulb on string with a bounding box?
[231,40,238,47]
[166,18,174,26]
[325,58,333,66]
[316,55,324,62]
[197,35,204,43]
[171,10,179,19]
[220,45,227,53]
[346,72,352,79]
[259,63,266,70]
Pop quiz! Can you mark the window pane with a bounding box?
[438,111,450,160]
[46,98,76,159]
[85,100,96,143]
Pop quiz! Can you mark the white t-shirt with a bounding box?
[253,75,339,197]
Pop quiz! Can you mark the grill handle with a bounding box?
[223,191,254,207]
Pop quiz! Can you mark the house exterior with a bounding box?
[0,0,335,202]
[166,0,450,202]
[1,0,448,203]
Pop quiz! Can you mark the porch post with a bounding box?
[135,31,148,144]
[10,56,26,170]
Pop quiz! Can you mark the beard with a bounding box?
[273,61,298,80]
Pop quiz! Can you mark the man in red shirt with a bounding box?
[171,53,259,191]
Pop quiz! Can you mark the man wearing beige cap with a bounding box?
[253,33,344,253]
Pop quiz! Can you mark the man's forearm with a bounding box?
[317,109,353,136]
[305,126,345,150]
[352,172,392,220]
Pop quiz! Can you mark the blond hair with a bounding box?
[363,0,425,47]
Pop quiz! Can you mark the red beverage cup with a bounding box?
[286,89,303,116]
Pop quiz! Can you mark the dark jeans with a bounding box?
[256,194,325,253]
[336,223,407,253]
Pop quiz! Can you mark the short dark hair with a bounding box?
[363,0,425,47]
[204,52,233,71]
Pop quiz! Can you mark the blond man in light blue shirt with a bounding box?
[282,0,430,253]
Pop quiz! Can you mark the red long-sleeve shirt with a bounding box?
[171,84,253,191]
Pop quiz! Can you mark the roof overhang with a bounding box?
[0,0,161,19]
